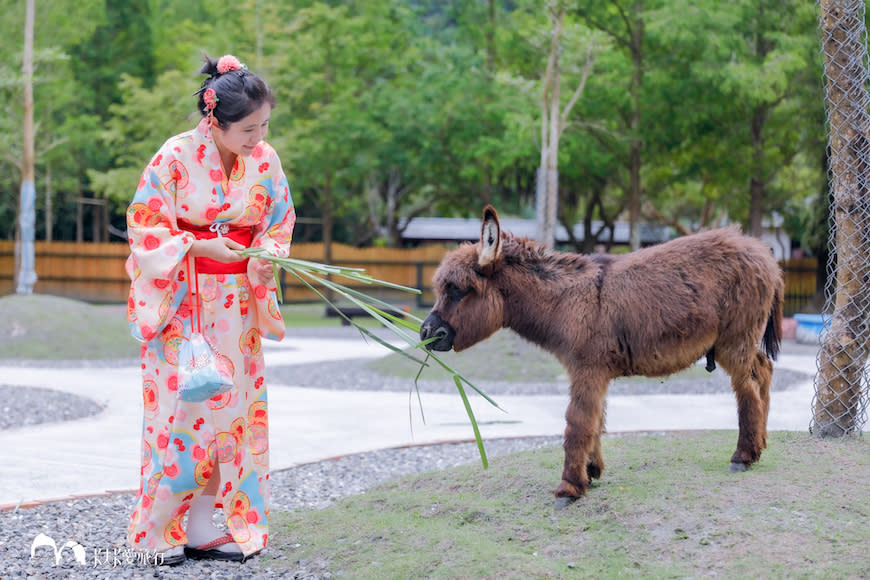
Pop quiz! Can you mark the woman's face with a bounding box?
[212,102,271,158]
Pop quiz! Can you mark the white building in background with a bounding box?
[761,213,793,262]
[400,215,791,260]
[399,217,671,249]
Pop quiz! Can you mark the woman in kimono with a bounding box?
[125,54,294,565]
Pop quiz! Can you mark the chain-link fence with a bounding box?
[812,0,870,436]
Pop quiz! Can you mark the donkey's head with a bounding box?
[420,205,506,352]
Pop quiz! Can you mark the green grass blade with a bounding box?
[426,350,505,412]
[299,272,421,346]
[453,375,488,469]
[413,354,428,425]
[289,268,430,365]
[245,251,421,294]
[273,262,283,303]
[313,277,415,328]
[294,276,417,354]
[239,248,500,468]
[325,284,425,326]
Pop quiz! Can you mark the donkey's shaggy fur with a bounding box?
[421,206,783,502]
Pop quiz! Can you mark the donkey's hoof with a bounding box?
[554,496,577,511]
[586,462,602,480]
[555,480,586,498]
[729,461,748,473]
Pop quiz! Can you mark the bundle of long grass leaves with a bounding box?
[241,248,503,467]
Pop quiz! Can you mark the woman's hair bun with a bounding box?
[200,54,245,79]
[194,53,275,126]
[199,56,220,79]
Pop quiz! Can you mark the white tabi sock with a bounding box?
[186,494,241,554]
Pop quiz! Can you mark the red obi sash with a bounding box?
[178,221,253,275]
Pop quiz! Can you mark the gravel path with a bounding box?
[267,326,812,397]
[0,385,104,431]
[0,328,815,578]
[0,437,560,579]
[269,357,809,396]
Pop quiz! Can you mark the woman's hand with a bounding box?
[250,257,276,286]
[189,237,246,263]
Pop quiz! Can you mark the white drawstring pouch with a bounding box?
[177,332,233,402]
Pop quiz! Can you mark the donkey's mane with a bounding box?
[501,233,595,276]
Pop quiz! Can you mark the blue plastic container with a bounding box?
[793,313,829,344]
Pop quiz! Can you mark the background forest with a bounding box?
[0,0,828,253]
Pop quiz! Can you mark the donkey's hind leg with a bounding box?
[719,349,773,472]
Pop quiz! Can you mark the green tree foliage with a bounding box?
[0,0,102,239]
[0,0,829,250]
[69,0,155,117]
[88,71,199,208]
[268,1,406,251]
[642,0,823,237]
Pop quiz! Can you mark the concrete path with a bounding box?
[0,338,820,508]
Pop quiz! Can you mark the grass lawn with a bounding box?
[0,296,388,360]
[266,431,869,579]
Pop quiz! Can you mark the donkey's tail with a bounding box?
[762,287,783,361]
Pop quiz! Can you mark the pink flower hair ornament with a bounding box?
[203,88,219,111]
[217,55,245,75]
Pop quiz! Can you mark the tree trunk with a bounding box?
[255,0,263,69]
[486,0,495,73]
[747,6,772,238]
[814,0,870,437]
[536,7,564,248]
[748,107,767,237]
[322,36,334,265]
[92,199,101,242]
[748,176,765,237]
[17,0,37,294]
[480,173,492,207]
[386,169,400,247]
[323,174,333,265]
[45,162,52,242]
[480,0,496,209]
[535,92,549,245]
[582,192,595,254]
[627,5,644,251]
[628,133,641,250]
[544,32,561,249]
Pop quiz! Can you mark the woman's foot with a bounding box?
[186,493,244,559]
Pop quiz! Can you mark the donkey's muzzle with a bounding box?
[420,313,456,351]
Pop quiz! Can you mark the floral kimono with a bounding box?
[125,117,294,556]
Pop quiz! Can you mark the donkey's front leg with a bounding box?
[555,374,608,501]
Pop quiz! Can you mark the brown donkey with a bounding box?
[421,206,783,504]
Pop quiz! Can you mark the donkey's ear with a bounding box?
[478,205,502,270]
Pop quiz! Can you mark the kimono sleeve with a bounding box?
[125,149,196,342]
[247,146,295,341]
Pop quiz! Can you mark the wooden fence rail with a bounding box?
[779,257,819,317]
[0,241,449,306]
[0,241,818,314]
